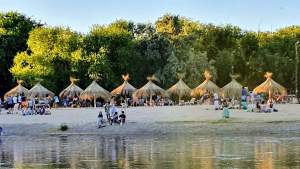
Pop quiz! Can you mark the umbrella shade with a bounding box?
[111,81,136,96]
[133,80,168,98]
[191,80,220,97]
[59,82,83,98]
[29,83,55,98]
[253,72,286,95]
[221,79,243,98]
[80,81,111,101]
[4,83,29,98]
[167,79,191,98]
[191,70,220,97]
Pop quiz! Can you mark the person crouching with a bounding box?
[119,111,126,126]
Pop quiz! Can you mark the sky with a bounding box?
[1,0,299,33]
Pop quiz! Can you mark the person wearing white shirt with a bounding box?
[213,93,220,110]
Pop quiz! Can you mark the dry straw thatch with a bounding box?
[167,74,191,101]
[133,75,168,99]
[29,82,55,98]
[59,78,83,98]
[111,74,136,96]
[253,72,287,95]
[191,70,220,97]
[4,80,29,98]
[80,81,111,101]
[221,74,243,98]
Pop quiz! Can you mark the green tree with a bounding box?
[0,11,40,95]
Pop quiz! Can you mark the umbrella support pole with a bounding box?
[94,95,96,108]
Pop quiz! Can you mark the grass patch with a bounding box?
[209,119,233,124]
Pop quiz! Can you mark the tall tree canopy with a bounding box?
[0,12,40,96]
[0,12,299,98]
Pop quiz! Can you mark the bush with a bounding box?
[60,123,69,131]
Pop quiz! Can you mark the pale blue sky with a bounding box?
[1,0,299,33]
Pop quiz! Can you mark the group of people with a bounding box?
[96,102,127,128]
[1,94,51,115]
[211,87,280,114]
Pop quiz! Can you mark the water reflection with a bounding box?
[0,135,299,168]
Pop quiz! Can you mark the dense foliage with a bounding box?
[0,12,40,96]
[1,12,300,97]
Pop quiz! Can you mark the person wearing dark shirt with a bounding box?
[119,111,126,125]
[97,111,104,128]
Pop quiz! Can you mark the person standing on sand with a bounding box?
[104,102,110,119]
[213,93,220,110]
[13,95,18,108]
[6,96,13,114]
[53,96,59,108]
[97,111,104,128]
[109,103,118,125]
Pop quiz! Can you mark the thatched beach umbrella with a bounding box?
[59,78,83,98]
[191,70,220,97]
[221,75,243,99]
[4,80,29,98]
[253,72,287,96]
[111,74,136,96]
[80,81,111,107]
[29,82,55,98]
[133,75,168,102]
[167,78,191,102]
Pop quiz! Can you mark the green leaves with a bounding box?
[2,12,300,96]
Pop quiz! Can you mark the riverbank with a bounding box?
[1,104,300,136]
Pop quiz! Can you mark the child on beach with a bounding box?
[119,111,126,126]
[97,111,104,128]
[222,100,230,118]
[109,104,118,125]
[112,112,119,124]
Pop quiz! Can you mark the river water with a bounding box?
[0,135,299,169]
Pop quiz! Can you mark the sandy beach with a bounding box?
[1,104,300,136]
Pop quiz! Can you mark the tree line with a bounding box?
[1,11,300,97]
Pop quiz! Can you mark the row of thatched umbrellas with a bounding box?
[4,71,287,104]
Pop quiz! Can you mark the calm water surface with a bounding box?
[0,135,299,169]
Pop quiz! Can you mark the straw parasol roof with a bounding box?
[29,82,55,98]
[4,80,29,98]
[111,74,136,96]
[221,75,243,98]
[59,78,83,98]
[167,78,191,99]
[253,72,287,95]
[191,70,220,97]
[80,81,111,101]
[133,75,168,98]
